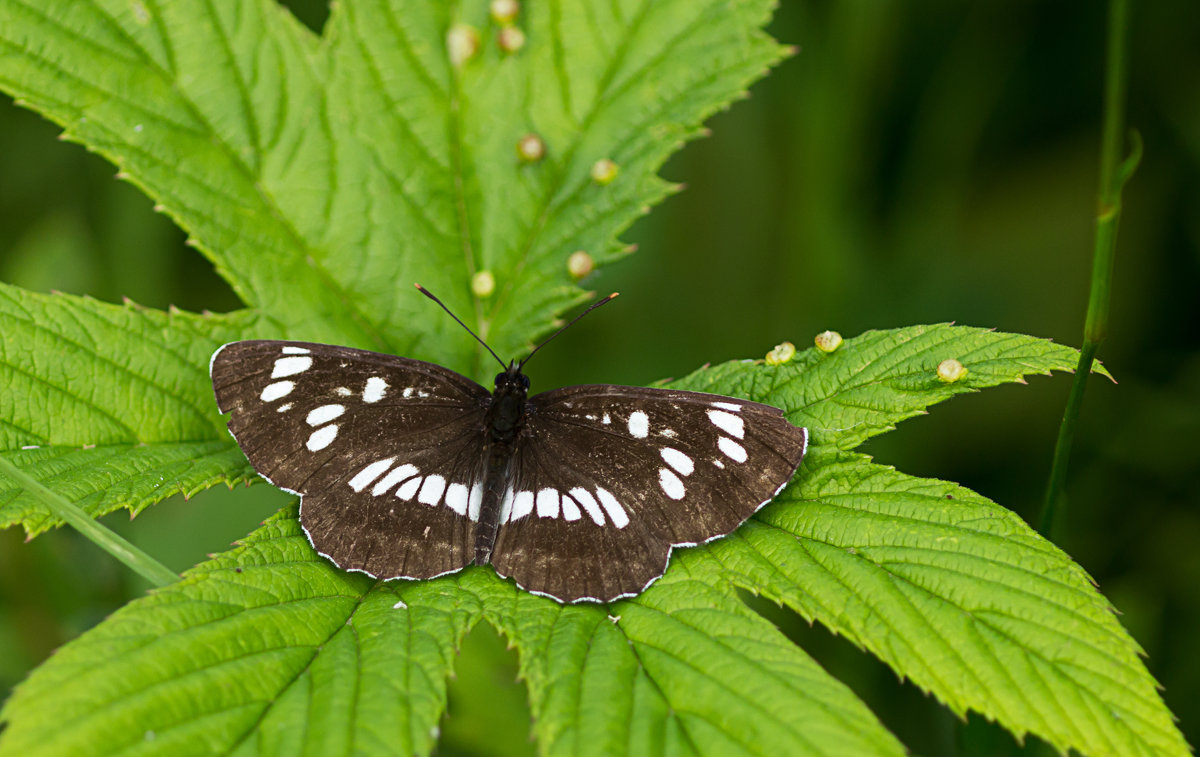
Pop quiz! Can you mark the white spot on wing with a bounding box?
[335,387,353,396]
[281,346,310,355]
[560,494,582,521]
[568,488,605,526]
[602,414,611,425]
[445,483,469,515]
[306,425,338,451]
[272,356,312,378]
[712,401,742,412]
[718,436,747,463]
[396,476,422,500]
[512,490,535,521]
[306,404,345,426]
[627,411,649,438]
[713,459,725,469]
[658,469,685,500]
[660,447,694,476]
[536,488,560,518]
[468,482,484,521]
[363,376,388,403]
[348,458,395,492]
[595,487,629,529]
[373,464,419,496]
[418,475,447,505]
[499,488,515,522]
[403,387,414,398]
[707,409,744,439]
[276,403,292,413]
[261,381,294,401]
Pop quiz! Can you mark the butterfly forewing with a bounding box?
[211,340,491,580]
[490,386,809,602]
[212,339,809,603]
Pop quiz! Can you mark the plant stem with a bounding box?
[0,455,179,587]
[1039,0,1138,535]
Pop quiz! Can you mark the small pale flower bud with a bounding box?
[516,133,545,162]
[937,358,968,383]
[490,0,519,24]
[765,342,797,365]
[447,24,480,67]
[590,158,619,185]
[567,251,594,280]
[471,270,496,298]
[498,26,525,53]
[814,330,843,353]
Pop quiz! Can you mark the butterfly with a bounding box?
[210,286,808,603]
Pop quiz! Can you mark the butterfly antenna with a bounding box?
[520,293,619,368]
[414,283,507,369]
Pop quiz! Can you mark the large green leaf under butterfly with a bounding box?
[1,325,1188,755]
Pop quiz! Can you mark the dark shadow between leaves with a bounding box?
[440,622,536,757]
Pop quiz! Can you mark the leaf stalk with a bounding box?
[1040,0,1138,535]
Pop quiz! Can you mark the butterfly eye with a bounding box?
[494,372,507,387]
[520,374,530,389]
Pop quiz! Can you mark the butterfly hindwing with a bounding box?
[490,385,809,602]
[211,340,491,580]
[212,340,809,602]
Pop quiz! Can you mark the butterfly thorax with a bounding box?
[485,364,530,442]
[475,364,531,564]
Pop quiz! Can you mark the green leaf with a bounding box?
[668,326,1184,755]
[0,443,251,537]
[0,509,474,756]
[4,326,1186,755]
[0,283,258,534]
[0,506,906,757]
[699,454,1185,756]
[477,557,907,756]
[0,0,1186,755]
[0,0,787,376]
[677,323,1113,451]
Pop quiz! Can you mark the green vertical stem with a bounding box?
[1040,0,1139,535]
[0,456,179,587]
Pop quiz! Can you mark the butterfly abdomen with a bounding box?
[474,366,531,564]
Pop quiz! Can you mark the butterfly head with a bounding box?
[495,362,531,394]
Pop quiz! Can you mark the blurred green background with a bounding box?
[1,1,1197,754]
